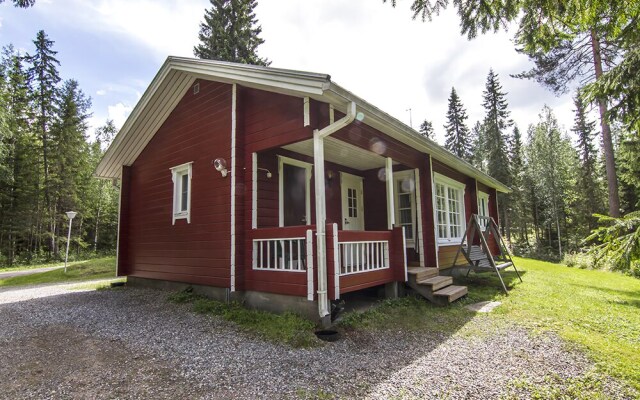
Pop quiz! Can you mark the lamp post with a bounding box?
[64,211,77,273]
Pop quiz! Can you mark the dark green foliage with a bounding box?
[587,212,640,277]
[573,94,604,231]
[418,119,434,139]
[617,130,640,213]
[0,0,35,7]
[481,69,512,185]
[443,87,472,161]
[194,0,269,66]
[0,32,119,266]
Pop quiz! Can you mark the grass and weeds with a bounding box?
[0,257,116,287]
[339,257,640,390]
[67,277,126,291]
[502,371,637,400]
[168,287,320,348]
[0,259,89,273]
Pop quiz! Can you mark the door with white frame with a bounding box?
[340,172,364,231]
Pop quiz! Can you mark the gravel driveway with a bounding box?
[0,283,634,399]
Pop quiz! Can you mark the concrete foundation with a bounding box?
[126,276,319,323]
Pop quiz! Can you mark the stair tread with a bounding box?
[434,285,468,296]
[407,267,438,275]
[417,276,452,286]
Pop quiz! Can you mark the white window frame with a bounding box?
[477,191,490,228]
[433,172,466,245]
[278,155,312,227]
[394,170,416,248]
[171,162,193,225]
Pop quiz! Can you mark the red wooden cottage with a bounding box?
[96,57,510,325]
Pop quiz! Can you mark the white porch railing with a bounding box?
[253,237,307,272]
[338,240,390,275]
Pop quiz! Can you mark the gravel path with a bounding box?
[0,265,63,279]
[0,283,634,399]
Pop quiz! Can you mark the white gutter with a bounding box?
[314,101,357,322]
[230,84,237,292]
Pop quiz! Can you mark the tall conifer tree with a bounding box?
[26,30,60,254]
[418,119,434,139]
[194,0,269,66]
[572,94,603,230]
[443,87,472,161]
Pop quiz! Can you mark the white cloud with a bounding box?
[108,102,133,129]
[96,89,107,96]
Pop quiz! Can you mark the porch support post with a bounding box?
[313,102,357,326]
[386,157,395,230]
[313,132,329,322]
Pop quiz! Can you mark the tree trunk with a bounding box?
[590,29,620,217]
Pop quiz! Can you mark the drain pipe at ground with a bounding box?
[314,101,357,327]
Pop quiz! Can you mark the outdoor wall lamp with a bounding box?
[257,167,272,178]
[213,158,228,177]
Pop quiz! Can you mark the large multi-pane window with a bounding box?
[434,174,465,243]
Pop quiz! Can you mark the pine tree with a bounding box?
[509,125,526,242]
[443,87,472,161]
[470,121,485,171]
[26,30,60,255]
[481,70,512,238]
[194,0,269,66]
[572,94,603,230]
[418,119,434,139]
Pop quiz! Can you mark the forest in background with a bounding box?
[0,31,119,266]
[1,0,638,277]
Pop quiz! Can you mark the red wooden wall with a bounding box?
[124,79,233,286]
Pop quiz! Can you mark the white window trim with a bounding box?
[170,161,193,225]
[394,170,417,248]
[278,155,312,227]
[477,190,490,229]
[433,172,466,245]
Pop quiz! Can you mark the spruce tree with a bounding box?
[418,119,434,139]
[481,69,512,237]
[470,121,486,171]
[443,87,472,161]
[194,0,269,66]
[572,94,603,230]
[0,0,35,7]
[26,30,60,254]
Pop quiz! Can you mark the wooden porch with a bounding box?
[245,224,407,301]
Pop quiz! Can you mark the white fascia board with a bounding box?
[324,82,511,194]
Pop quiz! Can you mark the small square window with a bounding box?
[170,162,193,224]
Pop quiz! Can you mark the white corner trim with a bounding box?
[303,97,310,127]
[115,168,124,277]
[252,152,257,229]
[332,223,340,300]
[429,156,440,269]
[170,161,193,225]
[230,83,237,292]
[386,157,395,230]
[329,104,335,124]
[414,168,425,268]
[306,229,314,301]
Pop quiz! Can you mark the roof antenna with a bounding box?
[406,108,413,128]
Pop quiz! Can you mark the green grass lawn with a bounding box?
[340,257,640,391]
[0,259,89,273]
[0,257,116,287]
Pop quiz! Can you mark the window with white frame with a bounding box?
[434,173,465,244]
[394,171,416,247]
[477,191,490,229]
[171,162,193,224]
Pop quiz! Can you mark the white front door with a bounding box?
[340,172,364,231]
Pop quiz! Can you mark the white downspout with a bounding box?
[314,101,357,322]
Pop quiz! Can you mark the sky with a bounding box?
[1,0,579,144]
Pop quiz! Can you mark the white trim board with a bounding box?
[278,155,312,227]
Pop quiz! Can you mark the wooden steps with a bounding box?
[406,266,467,306]
[434,285,468,303]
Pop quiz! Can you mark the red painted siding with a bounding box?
[125,80,233,286]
